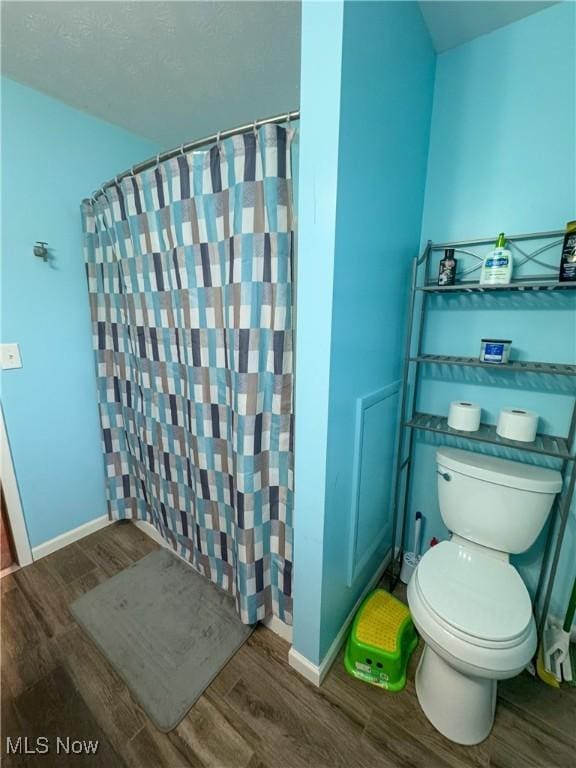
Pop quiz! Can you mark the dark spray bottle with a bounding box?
[438,248,457,286]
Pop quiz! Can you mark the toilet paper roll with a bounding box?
[447,401,481,432]
[497,408,538,443]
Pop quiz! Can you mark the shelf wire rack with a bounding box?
[390,229,576,641]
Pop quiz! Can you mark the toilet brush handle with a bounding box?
[563,575,576,634]
[413,512,422,558]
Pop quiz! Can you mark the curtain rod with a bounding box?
[92,109,300,201]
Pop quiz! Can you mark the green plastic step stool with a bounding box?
[344,589,418,691]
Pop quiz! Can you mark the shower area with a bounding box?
[81,118,297,627]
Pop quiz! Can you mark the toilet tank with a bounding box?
[436,448,563,554]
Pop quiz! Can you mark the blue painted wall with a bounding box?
[293,1,436,665]
[411,2,576,616]
[1,78,158,548]
[321,0,436,660]
[292,0,344,664]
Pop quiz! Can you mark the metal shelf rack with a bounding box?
[419,278,574,293]
[412,354,576,376]
[406,413,573,461]
[390,229,576,640]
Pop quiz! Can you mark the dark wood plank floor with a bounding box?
[1,522,574,767]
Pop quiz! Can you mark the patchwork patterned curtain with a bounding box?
[81,125,294,624]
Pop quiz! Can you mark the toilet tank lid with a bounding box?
[436,448,562,493]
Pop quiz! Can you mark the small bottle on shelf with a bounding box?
[480,233,513,285]
[559,220,576,282]
[438,249,457,286]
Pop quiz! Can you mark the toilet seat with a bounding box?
[413,577,533,652]
[408,542,537,678]
[415,541,533,646]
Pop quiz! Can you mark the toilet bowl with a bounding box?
[408,540,536,744]
[407,447,562,745]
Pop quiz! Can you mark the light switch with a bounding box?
[0,343,22,370]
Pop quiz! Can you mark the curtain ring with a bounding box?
[286,112,291,126]
[114,175,121,186]
[180,143,185,155]
[216,130,222,152]
[253,119,258,138]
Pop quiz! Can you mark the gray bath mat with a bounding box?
[71,548,253,731]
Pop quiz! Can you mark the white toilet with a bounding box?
[407,447,562,746]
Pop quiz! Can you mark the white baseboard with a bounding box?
[287,646,323,686]
[288,551,392,687]
[32,514,112,561]
[133,519,294,643]
[133,519,168,548]
[263,613,293,643]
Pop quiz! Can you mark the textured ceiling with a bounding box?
[419,1,558,52]
[1,1,301,149]
[1,1,558,149]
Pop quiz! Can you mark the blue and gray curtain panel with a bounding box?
[81,125,294,624]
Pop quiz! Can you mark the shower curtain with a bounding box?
[82,125,294,624]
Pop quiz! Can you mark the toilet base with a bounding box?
[415,644,497,745]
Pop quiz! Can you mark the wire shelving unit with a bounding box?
[390,229,576,640]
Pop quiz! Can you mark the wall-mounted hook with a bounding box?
[33,241,49,262]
